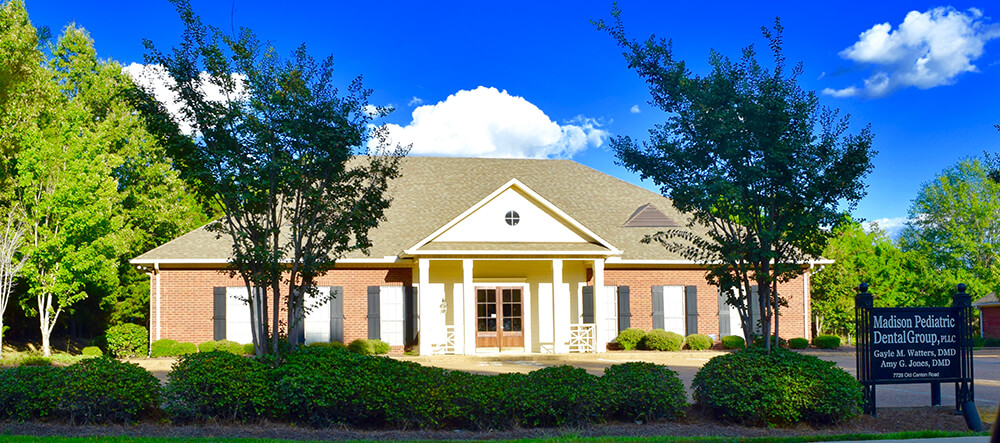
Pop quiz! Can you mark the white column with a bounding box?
[418,258,432,356]
[552,259,569,353]
[463,259,476,355]
[593,259,606,353]
[154,262,161,340]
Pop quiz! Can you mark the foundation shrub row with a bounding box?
[614,328,718,351]
[0,348,861,428]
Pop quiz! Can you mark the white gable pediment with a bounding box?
[407,179,620,254]
[435,187,588,243]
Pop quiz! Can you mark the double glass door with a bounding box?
[475,287,523,349]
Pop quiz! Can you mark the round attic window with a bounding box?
[505,210,520,226]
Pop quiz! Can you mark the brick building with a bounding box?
[131,157,825,355]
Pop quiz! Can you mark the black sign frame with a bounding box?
[855,283,974,416]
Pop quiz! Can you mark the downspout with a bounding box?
[154,262,161,341]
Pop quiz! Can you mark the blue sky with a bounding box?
[27,1,1000,237]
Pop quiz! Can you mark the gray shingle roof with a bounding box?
[133,156,703,263]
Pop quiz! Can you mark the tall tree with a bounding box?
[0,0,44,354]
[596,10,875,348]
[900,157,1000,297]
[145,0,405,356]
[812,221,949,339]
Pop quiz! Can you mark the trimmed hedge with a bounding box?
[603,362,687,422]
[162,351,274,423]
[105,323,149,358]
[347,338,390,355]
[215,340,245,355]
[788,337,809,349]
[151,339,179,358]
[813,334,841,349]
[81,346,103,357]
[692,348,862,426]
[641,329,683,351]
[61,357,160,424]
[684,334,713,350]
[176,342,198,355]
[721,335,746,349]
[0,357,159,424]
[751,334,787,348]
[615,328,645,350]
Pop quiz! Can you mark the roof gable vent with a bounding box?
[623,203,679,228]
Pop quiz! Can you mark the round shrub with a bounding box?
[198,340,217,353]
[163,351,274,422]
[788,337,809,349]
[721,335,746,349]
[692,347,862,426]
[175,342,198,355]
[371,339,391,355]
[105,323,149,358]
[243,343,256,355]
[813,334,841,349]
[151,339,179,357]
[684,334,713,350]
[215,340,245,355]
[81,346,103,357]
[641,329,683,351]
[0,366,64,420]
[512,365,612,427]
[20,356,52,366]
[615,328,646,350]
[62,357,160,424]
[751,334,787,348]
[348,338,375,355]
[603,362,686,422]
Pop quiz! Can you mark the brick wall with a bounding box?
[604,269,811,339]
[152,267,412,344]
[981,307,1000,339]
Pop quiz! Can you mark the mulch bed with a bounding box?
[0,407,984,441]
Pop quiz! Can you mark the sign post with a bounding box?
[855,283,975,416]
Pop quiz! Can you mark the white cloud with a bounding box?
[123,63,246,134]
[376,86,607,159]
[630,104,641,114]
[363,104,379,117]
[824,7,1000,98]
[865,217,910,239]
[408,96,424,106]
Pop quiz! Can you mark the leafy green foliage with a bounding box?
[61,357,160,424]
[144,0,405,355]
[721,335,746,349]
[788,337,809,349]
[0,366,63,420]
[515,365,612,427]
[603,362,687,422]
[175,342,197,355]
[641,329,683,351]
[615,328,646,350]
[19,356,50,366]
[813,335,841,349]
[751,335,787,348]
[81,346,102,357]
[347,338,389,355]
[812,221,947,338]
[197,341,216,353]
[306,341,345,349]
[150,339,179,358]
[215,340,245,355]
[901,158,1000,297]
[162,351,274,422]
[684,334,713,350]
[595,9,875,349]
[105,323,148,358]
[692,348,861,426]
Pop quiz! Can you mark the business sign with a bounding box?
[870,307,960,381]
[854,283,974,416]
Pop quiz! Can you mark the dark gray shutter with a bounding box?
[718,290,731,337]
[368,286,381,339]
[685,285,698,335]
[404,286,417,345]
[750,285,761,334]
[330,286,344,343]
[213,287,226,340]
[617,286,631,331]
[651,286,665,330]
[581,286,595,323]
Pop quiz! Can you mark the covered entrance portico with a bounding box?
[411,256,614,355]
